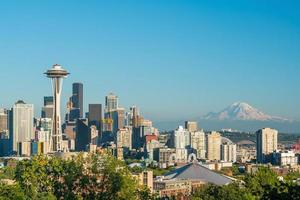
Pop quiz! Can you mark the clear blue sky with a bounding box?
[0,0,299,121]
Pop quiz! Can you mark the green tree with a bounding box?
[15,155,54,198]
[0,184,26,200]
[14,153,151,200]
[192,183,254,200]
[0,167,15,180]
[244,167,280,199]
[285,171,300,181]
[137,186,158,200]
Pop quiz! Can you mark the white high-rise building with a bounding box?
[256,128,278,163]
[173,126,191,149]
[172,126,190,163]
[191,130,206,159]
[10,100,34,153]
[221,142,237,163]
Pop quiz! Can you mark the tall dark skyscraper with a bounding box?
[72,83,83,118]
[75,118,91,151]
[88,104,102,131]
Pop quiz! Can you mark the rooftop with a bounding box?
[162,162,233,186]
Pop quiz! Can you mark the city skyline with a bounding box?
[0,1,299,124]
[1,2,300,198]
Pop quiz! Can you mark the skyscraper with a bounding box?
[45,64,69,152]
[190,130,206,159]
[185,121,198,132]
[0,109,8,134]
[256,128,278,163]
[206,131,221,161]
[41,96,54,118]
[75,119,89,151]
[221,142,237,163]
[103,93,123,142]
[105,93,118,112]
[102,114,113,132]
[75,119,98,151]
[130,106,140,128]
[9,100,34,153]
[116,127,132,150]
[88,104,102,131]
[111,108,125,135]
[72,83,83,118]
[173,126,191,149]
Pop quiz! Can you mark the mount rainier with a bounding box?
[204,102,290,122]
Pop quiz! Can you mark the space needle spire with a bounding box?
[45,64,69,152]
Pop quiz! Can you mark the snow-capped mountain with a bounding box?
[204,102,290,122]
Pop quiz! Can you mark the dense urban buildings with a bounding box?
[0,65,298,200]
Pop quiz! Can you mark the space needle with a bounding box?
[45,64,69,152]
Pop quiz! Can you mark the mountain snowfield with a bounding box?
[204,102,291,122]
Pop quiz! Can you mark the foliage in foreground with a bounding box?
[0,153,155,200]
[192,167,300,200]
[2,154,300,200]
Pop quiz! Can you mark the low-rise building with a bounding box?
[154,162,234,198]
[154,147,176,168]
[154,179,192,198]
[236,146,256,163]
[273,150,298,166]
[133,170,154,192]
[17,141,31,156]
